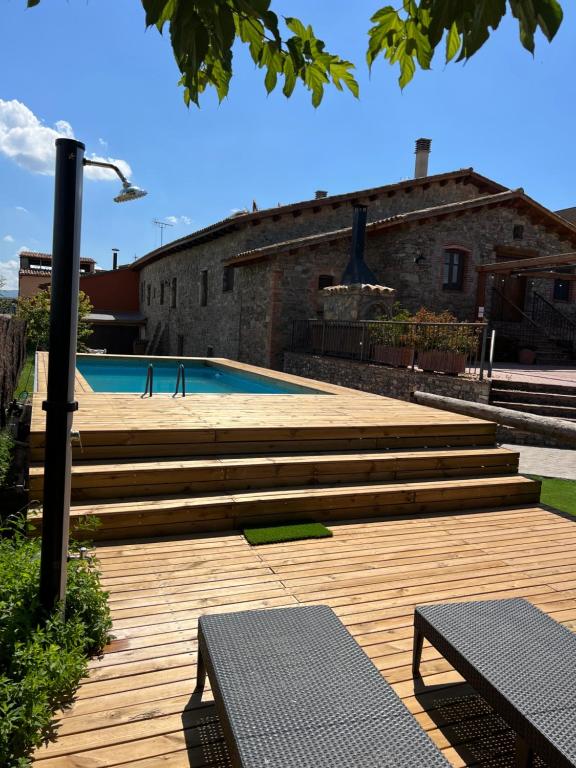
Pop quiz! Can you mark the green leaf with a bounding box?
[398,50,416,88]
[445,21,461,61]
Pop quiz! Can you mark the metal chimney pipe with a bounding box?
[112,248,119,270]
[414,138,432,178]
[340,204,378,285]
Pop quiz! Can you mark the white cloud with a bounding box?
[0,99,131,181]
[15,206,28,213]
[3,235,14,243]
[98,137,108,149]
[165,215,192,226]
[0,259,19,290]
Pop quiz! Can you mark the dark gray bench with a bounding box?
[413,598,576,768]
[195,605,451,767]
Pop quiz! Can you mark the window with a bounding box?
[222,266,234,292]
[171,277,177,308]
[160,281,165,305]
[147,284,151,306]
[513,224,524,240]
[140,281,145,302]
[443,249,465,291]
[554,279,570,302]
[200,270,208,306]
[318,274,334,290]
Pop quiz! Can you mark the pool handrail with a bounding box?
[141,363,154,398]
[173,363,186,398]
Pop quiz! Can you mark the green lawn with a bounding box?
[13,350,34,400]
[529,476,576,517]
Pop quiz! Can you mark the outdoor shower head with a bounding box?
[114,181,148,204]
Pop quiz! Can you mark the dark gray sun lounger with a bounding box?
[413,598,576,768]
[195,605,451,767]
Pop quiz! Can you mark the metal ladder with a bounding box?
[141,363,154,397]
[173,363,186,397]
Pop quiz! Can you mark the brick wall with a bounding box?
[284,352,491,404]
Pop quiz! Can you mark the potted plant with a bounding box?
[413,308,479,375]
[370,305,415,367]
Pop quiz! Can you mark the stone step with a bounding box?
[490,389,576,407]
[28,475,541,540]
[491,380,576,396]
[491,401,576,420]
[28,447,520,501]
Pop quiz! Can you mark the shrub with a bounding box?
[411,308,479,355]
[370,303,414,347]
[0,530,112,767]
[16,290,93,351]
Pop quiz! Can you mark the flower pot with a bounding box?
[517,348,537,365]
[372,345,415,368]
[418,350,467,375]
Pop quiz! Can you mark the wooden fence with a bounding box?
[0,315,27,427]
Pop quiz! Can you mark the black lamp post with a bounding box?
[38,138,147,615]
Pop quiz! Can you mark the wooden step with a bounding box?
[29,421,497,462]
[29,448,520,501]
[28,475,541,541]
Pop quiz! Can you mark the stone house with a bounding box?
[133,149,576,369]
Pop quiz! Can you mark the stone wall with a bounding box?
[137,176,575,369]
[137,177,487,365]
[284,351,491,404]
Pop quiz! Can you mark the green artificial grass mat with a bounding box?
[243,521,333,546]
[13,350,35,400]
[528,475,576,517]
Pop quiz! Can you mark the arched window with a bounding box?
[442,248,467,291]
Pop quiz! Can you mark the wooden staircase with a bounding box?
[28,425,540,540]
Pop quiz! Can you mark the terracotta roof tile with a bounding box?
[224,190,576,267]
[132,168,507,270]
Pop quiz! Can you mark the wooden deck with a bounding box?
[29,352,540,539]
[31,352,495,459]
[33,505,576,767]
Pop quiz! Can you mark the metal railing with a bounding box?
[490,288,575,360]
[173,363,186,397]
[532,292,576,354]
[291,319,488,378]
[141,363,154,398]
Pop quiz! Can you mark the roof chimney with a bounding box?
[340,205,378,285]
[315,190,328,199]
[414,138,432,178]
[112,248,119,270]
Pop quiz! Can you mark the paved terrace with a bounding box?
[34,505,576,767]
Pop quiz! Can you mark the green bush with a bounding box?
[0,531,112,766]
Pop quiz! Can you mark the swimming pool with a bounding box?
[76,356,325,395]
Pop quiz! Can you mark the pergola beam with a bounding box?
[477,251,576,273]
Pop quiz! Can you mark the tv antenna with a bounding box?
[153,218,174,246]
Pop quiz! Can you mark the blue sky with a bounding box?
[1,1,575,290]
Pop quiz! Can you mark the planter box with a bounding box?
[418,350,467,375]
[372,345,414,368]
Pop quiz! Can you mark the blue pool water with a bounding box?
[76,356,324,395]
